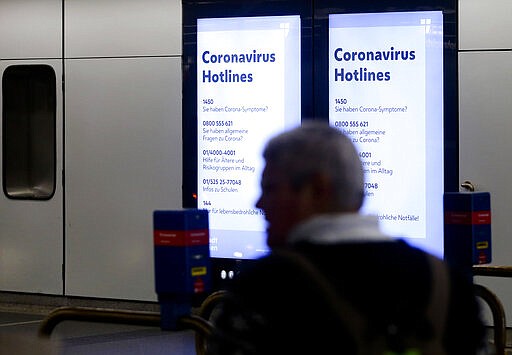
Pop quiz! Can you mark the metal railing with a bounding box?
[37,292,227,355]
[38,278,505,355]
[473,265,512,355]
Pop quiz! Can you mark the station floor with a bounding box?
[0,293,197,355]
[0,292,508,354]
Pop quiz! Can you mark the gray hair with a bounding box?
[262,121,365,211]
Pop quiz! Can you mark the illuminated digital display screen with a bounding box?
[328,11,444,256]
[183,1,457,269]
[196,15,301,259]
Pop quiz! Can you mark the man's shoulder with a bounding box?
[293,239,430,270]
[238,240,430,279]
[233,240,431,295]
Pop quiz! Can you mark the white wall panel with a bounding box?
[65,57,181,300]
[0,60,63,294]
[459,51,512,325]
[459,0,512,50]
[0,0,61,59]
[65,0,181,58]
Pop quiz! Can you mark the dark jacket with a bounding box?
[208,240,485,354]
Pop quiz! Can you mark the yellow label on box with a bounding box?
[191,266,207,276]
[476,241,489,250]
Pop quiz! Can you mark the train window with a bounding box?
[2,65,56,200]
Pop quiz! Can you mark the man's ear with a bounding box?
[306,172,335,210]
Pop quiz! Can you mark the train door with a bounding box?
[459,0,512,325]
[63,0,182,300]
[0,1,63,294]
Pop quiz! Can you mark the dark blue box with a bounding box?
[444,192,491,272]
[153,209,211,329]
